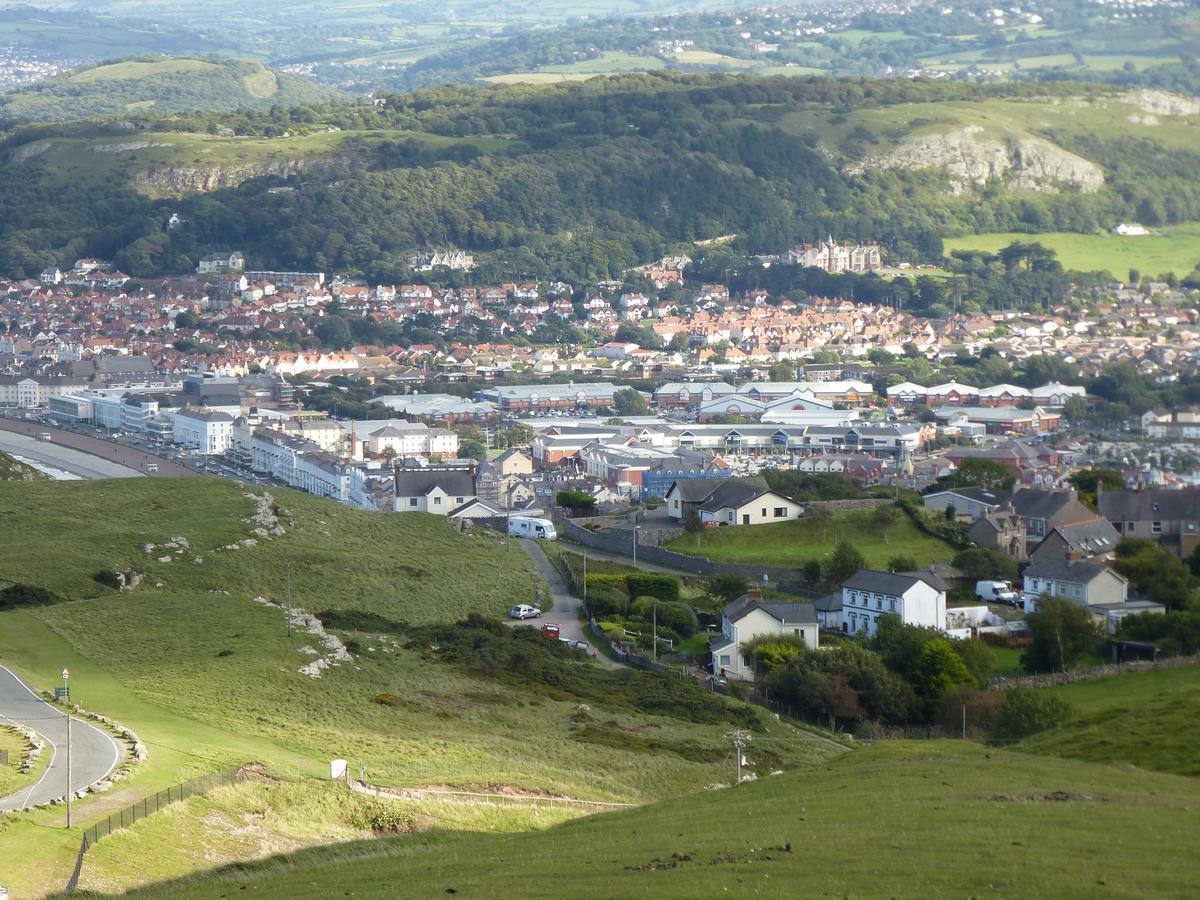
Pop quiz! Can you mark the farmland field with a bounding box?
[945,223,1200,278]
[663,507,956,569]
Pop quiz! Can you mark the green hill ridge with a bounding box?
[0,56,347,125]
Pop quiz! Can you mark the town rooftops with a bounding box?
[925,486,1011,506]
[695,477,773,512]
[174,408,235,423]
[1011,489,1082,521]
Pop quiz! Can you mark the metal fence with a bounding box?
[65,766,247,893]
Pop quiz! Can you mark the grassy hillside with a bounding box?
[126,741,1200,898]
[0,478,829,895]
[664,507,957,569]
[1021,666,1200,777]
[0,56,347,124]
[2,76,1197,284]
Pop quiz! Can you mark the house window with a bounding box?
[409,498,417,508]
[774,507,787,518]
[433,496,442,505]
[719,654,731,666]
[1152,521,1163,534]
[743,654,753,667]
[456,497,464,504]
[890,599,896,611]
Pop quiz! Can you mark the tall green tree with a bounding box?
[1022,597,1102,673]
[826,541,867,586]
[909,637,977,718]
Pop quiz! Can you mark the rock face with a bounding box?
[1131,90,1200,117]
[850,126,1104,195]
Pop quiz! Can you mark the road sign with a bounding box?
[61,668,69,679]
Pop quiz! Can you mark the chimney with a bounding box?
[745,588,763,601]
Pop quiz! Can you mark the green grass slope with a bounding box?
[945,223,1200,278]
[664,507,956,569]
[127,741,1200,899]
[0,478,830,895]
[1022,666,1200,777]
[0,56,347,125]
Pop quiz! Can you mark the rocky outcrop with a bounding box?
[133,157,313,193]
[1130,90,1200,117]
[849,126,1104,195]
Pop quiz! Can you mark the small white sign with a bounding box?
[61,668,70,679]
[330,759,348,780]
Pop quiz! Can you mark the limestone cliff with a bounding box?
[848,126,1104,195]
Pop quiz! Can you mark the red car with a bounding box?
[541,623,561,639]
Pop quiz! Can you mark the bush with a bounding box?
[628,598,698,637]
[937,687,1003,739]
[705,572,749,603]
[349,800,414,834]
[585,574,628,597]
[953,548,1019,583]
[585,584,628,618]
[990,687,1072,743]
[0,583,64,611]
[626,573,681,604]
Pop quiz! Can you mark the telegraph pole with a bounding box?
[652,600,658,662]
[726,728,751,784]
[582,552,587,612]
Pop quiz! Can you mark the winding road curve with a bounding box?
[0,664,124,812]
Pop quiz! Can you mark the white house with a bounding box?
[688,478,803,526]
[392,467,477,514]
[710,590,818,682]
[840,569,947,636]
[171,408,236,455]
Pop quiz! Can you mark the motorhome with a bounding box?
[507,516,557,540]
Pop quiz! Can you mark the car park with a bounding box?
[509,604,541,620]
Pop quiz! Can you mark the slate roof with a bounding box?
[722,594,818,626]
[1048,518,1121,556]
[842,569,948,594]
[927,486,1011,506]
[1024,559,1126,584]
[393,468,476,497]
[1010,490,1082,521]
[696,477,772,513]
[1098,488,1200,522]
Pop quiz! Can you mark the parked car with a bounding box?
[509,604,541,620]
[541,623,561,639]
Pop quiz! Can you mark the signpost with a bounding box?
[63,667,72,828]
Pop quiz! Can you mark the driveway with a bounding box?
[518,540,621,668]
[0,664,125,811]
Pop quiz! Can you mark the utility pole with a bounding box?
[582,552,587,612]
[66,713,72,828]
[632,525,638,568]
[962,704,967,741]
[726,728,751,785]
[652,600,658,662]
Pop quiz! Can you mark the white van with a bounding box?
[975,580,1019,606]
[507,516,557,540]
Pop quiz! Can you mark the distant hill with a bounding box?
[0,56,348,125]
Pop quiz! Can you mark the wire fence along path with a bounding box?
[65,767,248,893]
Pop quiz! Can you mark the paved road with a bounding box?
[0,665,124,812]
[0,430,143,480]
[0,418,195,478]
[518,540,620,668]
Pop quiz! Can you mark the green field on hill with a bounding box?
[1021,665,1200,776]
[127,741,1200,899]
[945,223,1200,278]
[663,507,956,570]
[0,478,828,895]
